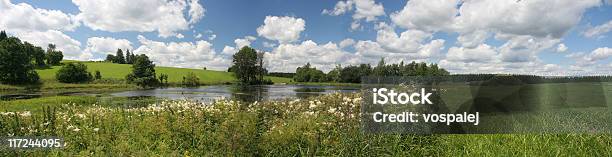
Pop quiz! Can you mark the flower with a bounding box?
[93,128,99,132]
[19,111,31,117]
[73,128,81,132]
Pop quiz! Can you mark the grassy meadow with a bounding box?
[0,61,292,92]
[0,91,611,156]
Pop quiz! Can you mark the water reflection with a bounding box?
[111,85,358,103]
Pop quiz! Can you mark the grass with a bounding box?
[36,60,292,84]
[1,93,611,156]
[0,60,292,92]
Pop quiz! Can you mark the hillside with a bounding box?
[34,61,292,84]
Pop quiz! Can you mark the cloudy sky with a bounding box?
[1,0,611,75]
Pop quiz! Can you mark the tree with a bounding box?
[56,63,92,83]
[0,37,39,84]
[0,30,7,41]
[33,46,46,67]
[126,54,158,88]
[46,44,63,65]
[158,73,168,86]
[105,54,115,62]
[327,64,342,82]
[115,49,126,64]
[232,46,259,85]
[94,70,102,80]
[294,63,326,82]
[182,72,200,87]
[126,50,133,64]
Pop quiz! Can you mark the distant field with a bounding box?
[34,61,292,84]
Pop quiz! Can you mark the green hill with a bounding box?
[0,61,292,91]
[36,61,291,84]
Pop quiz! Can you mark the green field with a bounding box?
[37,61,292,84]
[0,61,292,91]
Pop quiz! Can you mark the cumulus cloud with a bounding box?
[13,30,82,59]
[339,38,355,48]
[83,37,133,60]
[187,0,205,24]
[0,0,79,32]
[257,16,305,43]
[265,40,358,72]
[323,0,385,30]
[583,20,612,38]
[73,0,205,37]
[390,0,458,32]
[133,35,230,70]
[445,44,498,63]
[557,43,568,53]
[234,36,256,49]
[0,0,84,59]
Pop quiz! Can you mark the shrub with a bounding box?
[182,72,200,87]
[126,54,158,88]
[56,63,92,83]
[94,70,102,80]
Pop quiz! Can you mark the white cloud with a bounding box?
[234,36,256,49]
[256,16,305,43]
[339,38,355,48]
[322,0,353,16]
[0,0,84,59]
[445,44,498,63]
[556,43,568,53]
[195,33,203,39]
[323,0,385,30]
[187,0,205,24]
[176,34,184,39]
[73,0,205,37]
[13,30,83,60]
[0,0,79,32]
[83,37,133,60]
[262,41,276,48]
[208,34,216,41]
[265,40,357,72]
[583,20,612,38]
[453,0,600,38]
[133,35,230,70]
[390,0,458,32]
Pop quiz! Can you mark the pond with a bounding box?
[111,85,360,102]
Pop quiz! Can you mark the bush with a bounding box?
[94,70,102,80]
[126,54,158,88]
[56,63,92,83]
[182,72,200,87]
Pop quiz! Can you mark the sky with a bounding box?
[1,0,611,75]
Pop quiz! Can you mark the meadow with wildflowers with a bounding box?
[1,93,612,156]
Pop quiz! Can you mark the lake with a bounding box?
[110,85,360,102]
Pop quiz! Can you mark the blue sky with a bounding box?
[1,0,612,75]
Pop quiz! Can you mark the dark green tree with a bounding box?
[46,44,63,65]
[56,63,92,83]
[0,30,7,41]
[94,70,102,80]
[126,54,158,88]
[182,72,200,87]
[231,46,259,85]
[105,54,115,62]
[115,49,126,64]
[0,37,39,84]
[126,49,133,64]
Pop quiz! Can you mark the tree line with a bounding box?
[0,30,63,84]
[106,49,136,64]
[294,58,450,83]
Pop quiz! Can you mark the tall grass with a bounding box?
[1,93,611,156]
